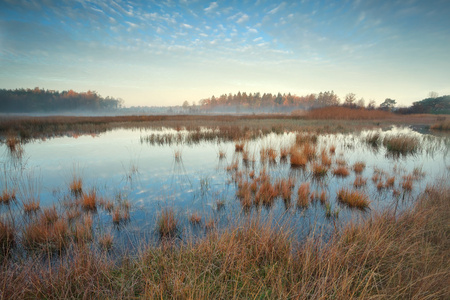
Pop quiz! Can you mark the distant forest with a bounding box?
[0,88,123,113]
[196,91,450,114]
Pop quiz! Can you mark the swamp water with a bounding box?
[1,126,448,252]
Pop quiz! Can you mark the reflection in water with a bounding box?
[0,127,448,250]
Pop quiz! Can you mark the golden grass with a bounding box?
[22,213,68,252]
[70,177,83,197]
[81,189,97,211]
[98,233,113,250]
[157,208,178,238]
[0,220,14,255]
[297,183,310,208]
[290,147,307,168]
[383,134,419,155]
[402,175,414,191]
[321,149,332,166]
[306,106,393,120]
[235,142,244,152]
[352,161,366,174]
[312,162,328,178]
[353,175,367,188]
[189,213,202,225]
[337,188,370,209]
[0,185,448,298]
[329,144,336,154]
[23,199,40,213]
[430,119,450,131]
[0,189,16,205]
[333,166,350,177]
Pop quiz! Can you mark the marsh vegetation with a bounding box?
[0,114,448,298]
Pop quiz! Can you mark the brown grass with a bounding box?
[337,188,370,209]
[70,177,83,197]
[383,134,419,155]
[0,189,16,205]
[189,213,202,225]
[235,142,244,152]
[402,175,414,191]
[306,106,393,120]
[0,220,15,255]
[98,233,113,250]
[352,161,366,174]
[23,199,40,213]
[353,176,367,188]
[312,163,328,178]
[430,119,450,131]
[333,166,350,177]
[321,149,332,166]
[81,189,97,211]
[290,147,307,168]
[157,208,178,238]
[297,183,310,208]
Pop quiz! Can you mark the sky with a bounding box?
[1,0,449,107]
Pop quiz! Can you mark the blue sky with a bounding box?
[1,0,449,107]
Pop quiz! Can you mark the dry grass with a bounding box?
[297,183,310,208]
[98,233,113,250]
[81,189,97,211]
[23,199,40,213]
[0,189,16,205]
[430,119,450,131]
[0,220,15,256]
[306,106,393,120]
[321,149,332,166]
[353,176,367,188]
[70,177,83,197]
[235,142,244,152]
[157,208,178,238]
[189,212,202,225]
[402,175,414,191]
[312,163,328,178]
[383,134,420,155]
[0,185,448,298]
[290,147,307,168]
[352,161,366,174]
[333,166,350,177]
[337,188,370,209]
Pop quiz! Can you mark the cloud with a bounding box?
[248,27,258,34]
[204,2,218,13]
[182,23,193,29]
[268,2,286,15]
[237,14,249,24]
[253,37,263,42]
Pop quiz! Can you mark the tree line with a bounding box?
[0,88,123,113]
[194,91,449,114]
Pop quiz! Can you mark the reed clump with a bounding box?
[337,188,370,209]
[189,213,202,225]
[297,183,310,207]
[23,199,40,213]
[70,177,83,197]
[312,162,328,178]
[98,233,113,250]
[430,119,450,131]
[81,189,97,211]
[352,161,366,174]
[0,189,16,205]
[290,147,307,168]
[353,176,367,188]
[383,134,419,155]
[0,220,15,255]
[333,166,350,177]
[157,208,178,238]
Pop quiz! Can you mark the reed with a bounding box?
[290,147,307,167]
[0,189,16,205]
[0,220,14,255]
[235,142,245,152]
[402,175,414,191]
[23,199,40,213]
[98,233,113,250]
[365,131,381,147]
[383,134,419,155]
[70,177,83,197]
[353,176,367,188]
[319,190,327,204]
[321,149,332,166]
[312,163,328,178]
[333,166,350,177]
[430,119,450,131]
[189,213,202,225]
[81,189,97,211]
[297,183,310,207]
[352,161,366,174]
[157,208,178,238]
[337,188,370,209]
[385,176,395,188]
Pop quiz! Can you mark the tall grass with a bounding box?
[0,185,448,298]
[383,134,420,155]
[157,208,178,238]
[337,188,370,209]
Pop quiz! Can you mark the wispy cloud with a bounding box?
[204,2,218,13]
[237,14,249,24]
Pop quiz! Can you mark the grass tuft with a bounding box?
[157,208,178,238]
[337,188,370,209]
